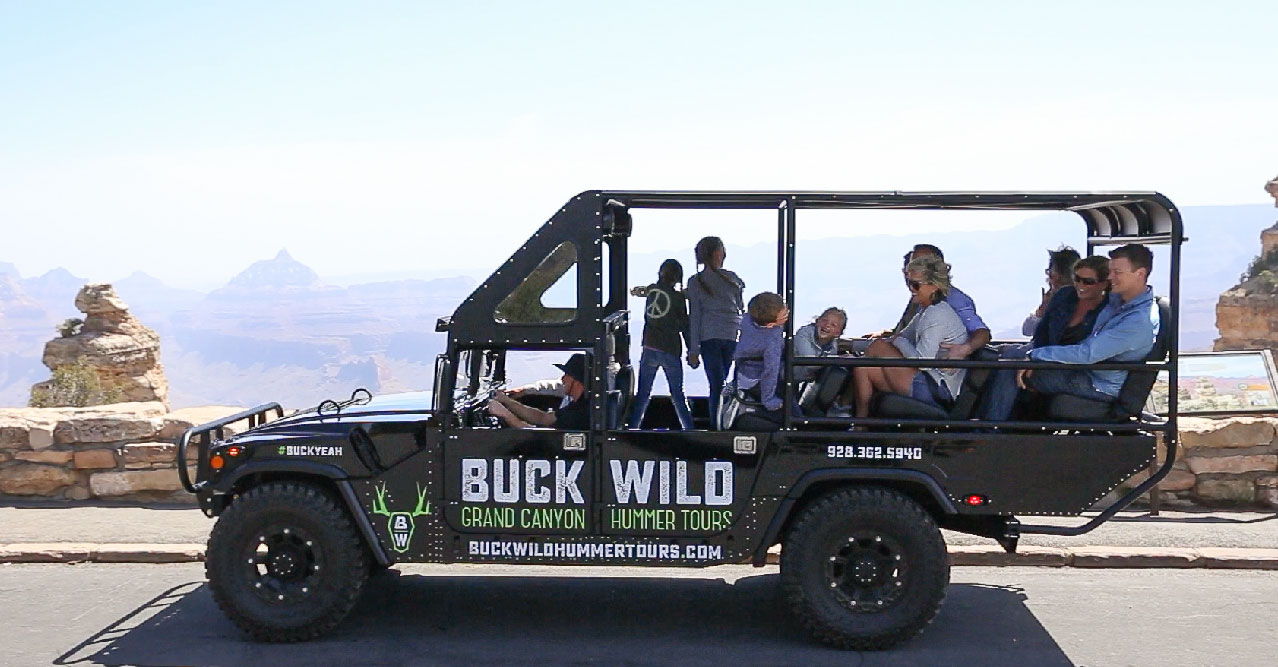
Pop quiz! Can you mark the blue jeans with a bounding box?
[628,348,694,430]
[699,338,737,426]
[980,364,1113,421]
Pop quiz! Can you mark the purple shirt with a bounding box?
[733,314,785,411]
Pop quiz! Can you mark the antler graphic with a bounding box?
[411,483,432,517]
[372,482,391,516]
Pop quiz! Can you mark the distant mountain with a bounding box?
[222,249,320,292]
[21,267,86,317]
[0,203,1271,408]
[0,274,51,406]
[113,271,205,335]
[0,262,18,279]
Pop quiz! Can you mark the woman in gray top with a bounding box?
[850,256,969,418]
[687,236,745,425]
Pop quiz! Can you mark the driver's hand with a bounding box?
[488,399,514,423]
[687,353,700,369]
[505,387,526,399]
[938,342,969,360]
[1016,369,1033,390]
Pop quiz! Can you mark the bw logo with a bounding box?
[371,483,432,553]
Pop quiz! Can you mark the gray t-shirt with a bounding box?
[687,268,744,355]
[892,301,970,397]
[793,323,838,382]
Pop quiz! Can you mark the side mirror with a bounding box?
[432,354,453,414]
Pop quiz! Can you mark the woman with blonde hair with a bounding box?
[851,255,969,419]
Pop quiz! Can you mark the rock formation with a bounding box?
[1214,176,1278,353]
[30,284,169,407]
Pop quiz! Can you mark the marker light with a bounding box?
[226,446,243,457]
[965,494,988,506]
[210,454,225,470]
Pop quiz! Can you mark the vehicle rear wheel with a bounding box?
[206,481,369,642]
[780,487,949,650]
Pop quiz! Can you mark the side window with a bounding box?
[494,242,578,324]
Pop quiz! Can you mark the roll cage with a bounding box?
[435,190,1183,536]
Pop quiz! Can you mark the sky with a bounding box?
[1,1,1276,289]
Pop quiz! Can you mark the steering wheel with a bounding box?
[454,384,506,427]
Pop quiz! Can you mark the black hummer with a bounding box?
[179,190,1182,649]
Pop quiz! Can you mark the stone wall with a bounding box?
[1117,416,1278,508]
[2,404,1276,508]
[0,403,242,503]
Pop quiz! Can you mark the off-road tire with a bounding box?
[781,487,949,650]
[206,481,369,642]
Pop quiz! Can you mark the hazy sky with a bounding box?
[2,1,1276,288]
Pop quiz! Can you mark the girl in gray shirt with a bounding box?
[687,236,744,425]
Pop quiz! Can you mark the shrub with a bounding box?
[1239,248,1278,294]
[29,361,124,408]
[56,318,83,338]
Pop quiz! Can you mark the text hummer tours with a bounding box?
[180,190,1182,649]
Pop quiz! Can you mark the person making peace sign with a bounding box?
[627,259,694,429]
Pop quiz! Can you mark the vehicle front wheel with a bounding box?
[206,481,369,642]
[780,487,949,650]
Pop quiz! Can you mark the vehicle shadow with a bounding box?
[56,572,1074,667]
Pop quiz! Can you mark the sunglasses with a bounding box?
[1073,274,1100,286]
[907,280,926,291]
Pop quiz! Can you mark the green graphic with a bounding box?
[277,445,286,455]
[371,482,432,553]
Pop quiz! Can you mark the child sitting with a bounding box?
[732,292,790,414]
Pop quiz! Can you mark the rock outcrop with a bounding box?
[1214,176,1278,352]
[31,284,169,407]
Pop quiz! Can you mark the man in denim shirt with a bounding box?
[984,244,1159,418]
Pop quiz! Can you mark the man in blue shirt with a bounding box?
[981,244,1160,420]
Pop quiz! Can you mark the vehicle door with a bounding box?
[599,427,767,549]
[441,353,593,538]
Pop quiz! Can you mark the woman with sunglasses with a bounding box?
[850,255,969,419]
[978,255,1110,420]
[1031,256,1110,348]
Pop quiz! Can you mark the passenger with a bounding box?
[793,307,847,383]
[848,256,969,419]
[1022,246,1082,337]
[489,354,592,429]
[687,235,746,426]
[1032,255,1110,347]
[978,256,1110,420]
[902,244,991,358]
[732,292,790,418]
[627,259,694,430]
[851,243,990,358]
[981,244,1159,420]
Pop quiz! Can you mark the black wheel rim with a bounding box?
[242,524,322,604]
[823,531,907,613]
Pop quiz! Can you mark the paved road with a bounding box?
[3,564,1275,666]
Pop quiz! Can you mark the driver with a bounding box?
[488,354,591,429]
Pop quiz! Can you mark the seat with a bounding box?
[871,347,1000,421]
[719,380,784,431]
[1046,297,1171,423]
[605,390,623,430]
[798,366,850,415]
[613,364,634,427]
